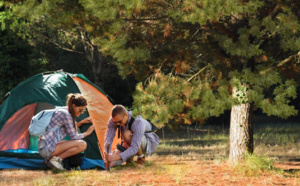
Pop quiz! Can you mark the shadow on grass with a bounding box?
[274,159,300,173]
[161,139,227,147]
[156,140,228,159]
[288,159,300,162]
[155,148,221,156]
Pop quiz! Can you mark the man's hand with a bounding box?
[105,152,122,162]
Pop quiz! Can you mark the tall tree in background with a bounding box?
[6,0,300,163]
[87,0,299,163]
[7,0,113,89]
[3,1,136,105]
[0,2,45,101]
[129,0,300,163]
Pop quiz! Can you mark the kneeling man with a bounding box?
[104,104,159,167]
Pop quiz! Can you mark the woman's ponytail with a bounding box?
[67,93,87,131]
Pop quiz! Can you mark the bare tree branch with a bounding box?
[52,42,84,54]
[122,16,168,21]
[259,51,300,75]
[186,65,209,82]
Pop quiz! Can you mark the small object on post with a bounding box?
[106,143,111,171]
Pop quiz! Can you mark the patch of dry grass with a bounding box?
[1,117,300,185]
[1,153,300,186]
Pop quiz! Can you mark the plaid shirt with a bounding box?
[43,107,84,153]
[105,111,159,162]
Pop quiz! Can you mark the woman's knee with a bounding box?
[77,140,87,151]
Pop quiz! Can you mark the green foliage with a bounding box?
[230,68,298,117]
[234,154,275,176]
[0,4,45,100]
[133,65,297,128]
[6,0,300,127]
[133,72,232,128]
[259,79,298,119]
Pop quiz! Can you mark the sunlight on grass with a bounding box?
[156,122,300,161]
[154,163,190,184]
[156,131,229,160]
[34,178,56,186]
[33,169,119,186]
[2,117,300,185]
[234,154,276,176]
[254,124,300,158]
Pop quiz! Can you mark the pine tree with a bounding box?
[127,0,300,163]
[0,2,45,100]
[7,0,300,163]
[6,0,113,89]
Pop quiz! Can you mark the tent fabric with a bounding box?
[0,156,104,170]
[0,71,116,170]
[0,73,81,130]
[73,76,120,158]
[0,157,47,170]
[0,104,37,151]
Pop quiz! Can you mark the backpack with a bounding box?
[117,116,158,139]
[128,117,158,133]
[28,107,62,139]
[63,153,82,169]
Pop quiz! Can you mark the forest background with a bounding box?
[1,0,300,164]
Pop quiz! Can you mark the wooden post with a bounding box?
[106,143,111,171]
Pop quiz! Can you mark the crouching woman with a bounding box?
[38,93,95,170]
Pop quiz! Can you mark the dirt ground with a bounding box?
[1,156,300,186]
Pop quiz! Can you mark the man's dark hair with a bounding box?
[112,105,126,117]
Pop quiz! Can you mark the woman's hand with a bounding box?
[86,125,95,135]
[82,116,93,124]
[83,125,95,137]
[77,117,93,127]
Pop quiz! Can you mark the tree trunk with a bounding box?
[80,31,107,89]
[229,103,253,164]
[91,46,105,89]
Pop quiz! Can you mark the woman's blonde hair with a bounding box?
[66,93,87,131]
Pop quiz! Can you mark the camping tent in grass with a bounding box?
[0,71,120,170]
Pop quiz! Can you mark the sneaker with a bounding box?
[48,156,65,170]
[136,157,146,165]
[126,156,134,165]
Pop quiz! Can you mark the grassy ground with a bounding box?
[1,115,300,185]
[155,114,300,161]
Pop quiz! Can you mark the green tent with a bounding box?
[0,71,120,169]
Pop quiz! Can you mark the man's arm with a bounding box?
[119,118,145,161]
[104,119,123,162]
[104,119,117,153]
